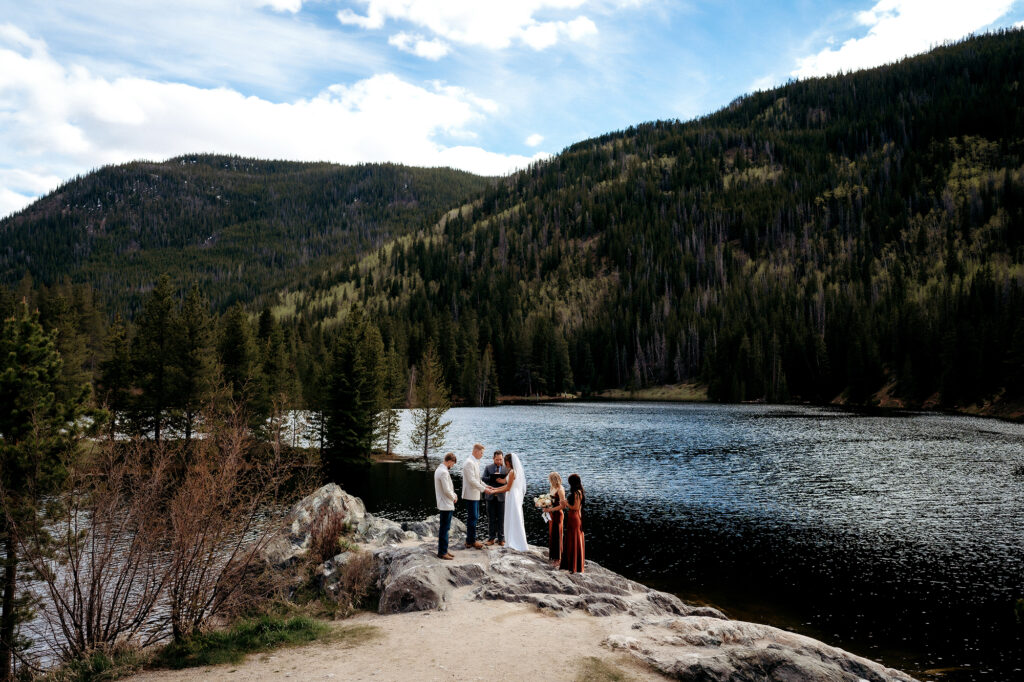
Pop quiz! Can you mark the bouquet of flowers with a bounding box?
[533,493,553,509]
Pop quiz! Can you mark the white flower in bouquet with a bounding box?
[534,493,553,508]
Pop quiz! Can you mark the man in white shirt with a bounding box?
[434,452,458,560]
[461,443,491,549]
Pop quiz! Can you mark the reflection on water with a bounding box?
[335,403,1024,681]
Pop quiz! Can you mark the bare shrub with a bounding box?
[20,438,176,661]
[19,395,302,669]
[334,552,377,615]
[307,509,349,565]
[165,400,293,641]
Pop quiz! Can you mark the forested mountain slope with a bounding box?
[284,29,1024,408]
[0,156,489,313]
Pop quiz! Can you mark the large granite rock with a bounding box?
[472,545,724,619]
[374,544,485,613]
[263,484,367,566]
[401,515,467,545]
[360,513,417,545]
[317,550,357,598]
[605,616,918,681]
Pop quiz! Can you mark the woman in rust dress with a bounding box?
[544,472,565,565]
[559,473,585,573]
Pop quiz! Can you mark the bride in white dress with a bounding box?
[491,452,528,551]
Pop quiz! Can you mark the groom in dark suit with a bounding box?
[483,450,506,545]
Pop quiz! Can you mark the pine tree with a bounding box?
[481,344,500,406]
[96,315,132,438]
[218,303,262,421]
[376,343,405,456]
[130,274,180,443]
[176,284,219,444]
[323,310,384,471]
[0,301,89,679]
[37,287,93,411]
[409,345,452,465]
[259,315,300,447]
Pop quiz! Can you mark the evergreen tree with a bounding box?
[376,343,405,456]
[96,315,132,438]
[323,310,383,471]
[37,287,93,411]
[301,332,331,455]
[130,274,180,442]
[459,343,480,405]
[176,284,219,444]
[218,303,262,421]
[409,345,452,464]
[258,314,299,446]
[481,344,500,406]
[0,302,89,679]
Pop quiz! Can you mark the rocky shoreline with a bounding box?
[258,484,918,681]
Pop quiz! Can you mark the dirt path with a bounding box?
[131,588,664,681]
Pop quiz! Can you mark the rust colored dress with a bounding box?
[547,490,564,561]
[559,490,585,573]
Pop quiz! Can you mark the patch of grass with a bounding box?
[43,647,147,682]
[593,382,707,402]
[575,656,632,682]
[153,615,330,669]
[328,623,381,649]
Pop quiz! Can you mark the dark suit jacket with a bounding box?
[483,463,506,501]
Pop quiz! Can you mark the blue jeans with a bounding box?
[465,499,479,545]
[437,510,453,557]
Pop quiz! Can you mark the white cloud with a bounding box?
[3,1,385,97]
[565,16,598,40]
[257,0,304,13]
[0,169,64,196]
[0,25,544,218]
[749,74,778,92]
[525,133,545,147]
[338,0,599,52]
[792,0,1017,79]
[0,188,36,218]
[388,31,451,59]
[1015,20,1024,28]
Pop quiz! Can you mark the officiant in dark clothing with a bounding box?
[483,450,506,545]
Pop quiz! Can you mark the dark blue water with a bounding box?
[335,403,1024,681]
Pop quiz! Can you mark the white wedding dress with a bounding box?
[503,453,529,551]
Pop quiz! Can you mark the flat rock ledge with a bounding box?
[266,485,917,682]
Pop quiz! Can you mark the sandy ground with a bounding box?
[131,547,667,682]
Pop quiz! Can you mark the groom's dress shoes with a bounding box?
[466,541,483,549]
[484,539,496,546]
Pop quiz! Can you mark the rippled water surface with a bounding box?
[338,403,1024,681]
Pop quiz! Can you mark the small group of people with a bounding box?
[433,443,585,573]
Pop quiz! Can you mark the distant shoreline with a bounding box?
[491,383,1024,423]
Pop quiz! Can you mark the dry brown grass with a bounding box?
[307,509,350,565]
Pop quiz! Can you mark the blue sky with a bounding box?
[1,0,1023,217]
